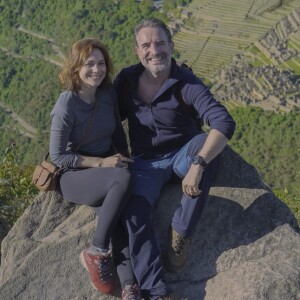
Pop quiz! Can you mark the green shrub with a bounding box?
[274,188,300,226]
[0,144,38,227]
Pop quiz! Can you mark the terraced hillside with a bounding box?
[211,8,300,113]
[173,0,300,79]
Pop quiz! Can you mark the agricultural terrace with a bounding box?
[173,0,300,79]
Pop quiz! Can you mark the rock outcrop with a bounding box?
[0,147,299,300]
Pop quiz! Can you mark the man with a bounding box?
[114,18,235,300]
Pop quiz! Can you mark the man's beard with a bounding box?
[146,54,171,76]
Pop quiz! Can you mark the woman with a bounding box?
[49,38,141,299]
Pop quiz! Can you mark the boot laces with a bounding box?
[98,256,112,281]
[174,234,185,256]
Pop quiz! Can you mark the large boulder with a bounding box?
[0,147,299,300]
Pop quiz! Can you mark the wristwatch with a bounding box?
[191,155,208,169]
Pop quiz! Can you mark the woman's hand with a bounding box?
[102,154,134,168]
[76,154,133,168]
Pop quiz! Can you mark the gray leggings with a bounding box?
[58,167,132,249]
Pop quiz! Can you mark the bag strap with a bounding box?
[74,99,98,152]
[45,99,99,161]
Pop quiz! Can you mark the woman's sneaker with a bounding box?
[79,247,115,295]
[122,283,141,300]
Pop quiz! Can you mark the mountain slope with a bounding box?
[173,0,300,78]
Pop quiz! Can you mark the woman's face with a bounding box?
[79,48,106,89]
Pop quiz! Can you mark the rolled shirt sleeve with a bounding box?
[182,78,236,140]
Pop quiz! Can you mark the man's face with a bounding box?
[135,26,174,77]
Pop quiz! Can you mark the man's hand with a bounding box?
[182,164,204,197]
[181,129,229,197]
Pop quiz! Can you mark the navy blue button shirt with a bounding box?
[114,59,236,158]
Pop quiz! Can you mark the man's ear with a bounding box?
[171,41,174,53]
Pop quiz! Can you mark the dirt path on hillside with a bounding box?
[0,26,66,139]
[0,102,37,139]
[17,25,65,60]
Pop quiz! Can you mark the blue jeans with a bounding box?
[122,133,219,299]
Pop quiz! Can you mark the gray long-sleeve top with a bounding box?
[49,87,128,168]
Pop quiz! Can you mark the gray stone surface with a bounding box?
[0,147,299,300]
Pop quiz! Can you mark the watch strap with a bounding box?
[192,155,208,169]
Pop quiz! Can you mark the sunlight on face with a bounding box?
[135,27,173,77]
[79,48,106,89]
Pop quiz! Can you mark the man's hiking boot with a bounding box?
[79,247,115,295]
[122,283,141,300]
[165,227,190,273]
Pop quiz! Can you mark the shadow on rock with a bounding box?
[154,147,299,299]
